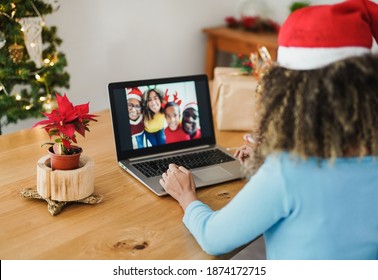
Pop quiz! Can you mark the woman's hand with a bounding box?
[233,133,259,164]
[159,164,197,211]
[234,145,253,164]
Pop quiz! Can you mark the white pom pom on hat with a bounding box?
[277,0,378,70]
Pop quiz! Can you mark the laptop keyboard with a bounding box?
[132,149,235,178]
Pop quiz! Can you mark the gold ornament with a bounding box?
[250,45,273,80]
[8,43,24,64]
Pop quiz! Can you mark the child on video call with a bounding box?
[164,100,191,144]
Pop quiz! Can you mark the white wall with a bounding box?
[4,0,240,134]
[3,0,377,134]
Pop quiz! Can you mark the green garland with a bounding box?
[0,0,70,132]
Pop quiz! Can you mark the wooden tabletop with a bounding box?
[0,109,248,260]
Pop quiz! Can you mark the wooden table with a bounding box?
[203,26,278,79]
[0,109,248,260]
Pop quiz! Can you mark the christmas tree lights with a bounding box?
[0,0,69,134]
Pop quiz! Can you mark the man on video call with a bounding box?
[182,102,201,140]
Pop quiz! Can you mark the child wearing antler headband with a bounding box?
[160,0,378,259]
[163,91,190,144]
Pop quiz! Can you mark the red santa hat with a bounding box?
[126,87,142,101]
[183,102,198,112]
[277,0,378,70]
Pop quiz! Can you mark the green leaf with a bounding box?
[40,142,54,147]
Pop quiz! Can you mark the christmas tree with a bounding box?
[0,0,69,135]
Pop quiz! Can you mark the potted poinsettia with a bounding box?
[33,92,98,170]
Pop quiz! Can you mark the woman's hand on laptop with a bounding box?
[234,145,253,164]
[159,164,197,211]
[234,132,260,164]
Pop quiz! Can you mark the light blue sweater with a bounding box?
[183,153,378,259]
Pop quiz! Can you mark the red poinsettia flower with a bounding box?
[241,16,257,29]
[33,92,98,154]
[225,16,240,28]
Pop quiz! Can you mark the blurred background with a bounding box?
[2,0,376,134]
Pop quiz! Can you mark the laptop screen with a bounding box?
[108,75,216,161]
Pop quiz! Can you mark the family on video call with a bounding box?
[126,82,202,149]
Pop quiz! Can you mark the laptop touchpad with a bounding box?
[193,166,233,182]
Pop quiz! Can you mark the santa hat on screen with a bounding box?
[183,102,198,112]
[126,87,143,101]
[277,0,378,70]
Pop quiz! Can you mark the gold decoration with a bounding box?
[20,187,103,216]
[250,45,274,80]
[8,43,24,64]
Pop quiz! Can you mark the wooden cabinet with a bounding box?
[203,27,278,79]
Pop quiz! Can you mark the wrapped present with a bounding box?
[211,67,259,131]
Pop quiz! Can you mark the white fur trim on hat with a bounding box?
[128,93,142,101]
[183,102,198,111]
[126,87,143,101]
[277,46,371,70]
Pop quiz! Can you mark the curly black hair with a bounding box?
[245,54,378,175]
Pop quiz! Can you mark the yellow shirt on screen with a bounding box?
[144,112,165,133]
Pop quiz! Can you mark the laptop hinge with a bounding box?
[129,145,213,162]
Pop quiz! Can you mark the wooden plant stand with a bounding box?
[37,155,94,201]
[20,155,102,215]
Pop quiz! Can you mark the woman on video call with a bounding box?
[159,0,378,259]
[143,87,166,146]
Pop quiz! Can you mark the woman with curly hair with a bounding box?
[159,0,378,259]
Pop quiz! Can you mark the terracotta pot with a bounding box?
[48,146,83,170]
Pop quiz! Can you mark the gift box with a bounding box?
[211,67,259,131]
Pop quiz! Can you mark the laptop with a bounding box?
[108,74,242,196]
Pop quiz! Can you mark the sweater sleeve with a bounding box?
[183,154,293,255]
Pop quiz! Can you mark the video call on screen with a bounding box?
[125,81,202,150]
